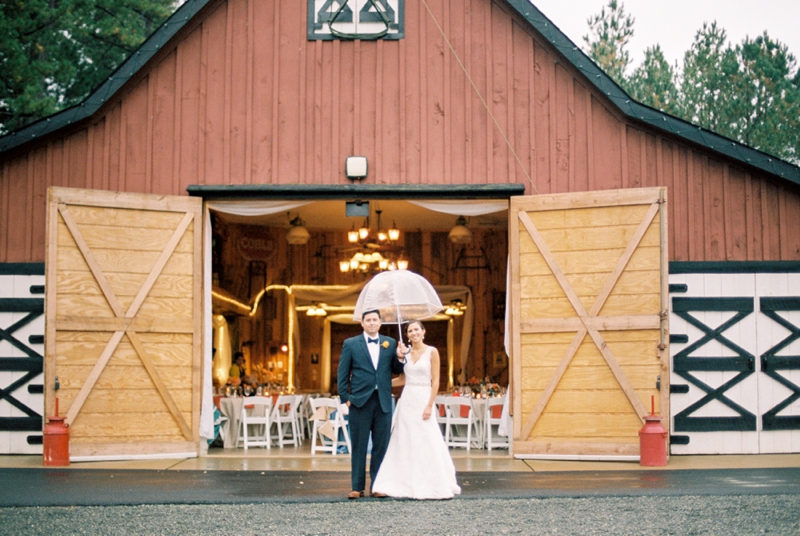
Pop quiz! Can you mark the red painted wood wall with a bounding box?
[1,0,799,263]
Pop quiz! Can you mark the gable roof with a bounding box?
[1,0,799,187]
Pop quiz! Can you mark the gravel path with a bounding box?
[2,494,799,535]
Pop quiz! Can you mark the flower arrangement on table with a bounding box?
[227,376,241,387]
[466,376,502,397]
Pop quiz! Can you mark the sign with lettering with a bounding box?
[308,0,404,40]
[236,227,277,261]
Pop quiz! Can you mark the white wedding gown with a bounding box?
[371,346,461,499]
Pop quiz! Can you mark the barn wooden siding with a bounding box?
[1,0,799,263]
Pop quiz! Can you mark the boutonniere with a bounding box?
[381,341,389,349]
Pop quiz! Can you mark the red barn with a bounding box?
[1,0,798,460]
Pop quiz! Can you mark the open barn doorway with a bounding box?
[205,198,510,394]
[202,194,513,457]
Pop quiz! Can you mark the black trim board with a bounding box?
[0,0,797,190]
[188,184,526,200]
[0,264,45,276]
[670,261,800,274]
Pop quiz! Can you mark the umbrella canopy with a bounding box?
[353,271,443,339]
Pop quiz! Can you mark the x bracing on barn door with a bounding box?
[518,199,662,439]
[672,297,757,432]
[759,297,800,431]
[0,299,43,432]
[57,204,194,440]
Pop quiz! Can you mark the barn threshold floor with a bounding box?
[1,443,799,473]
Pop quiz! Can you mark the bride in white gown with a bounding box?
[371,320,461,500]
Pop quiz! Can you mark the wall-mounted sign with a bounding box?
[236,226,277,261]
[308,0,404,41]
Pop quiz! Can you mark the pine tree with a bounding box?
[583,2,800,164]
[583,0,635,86]
[627,45,680,117]
[0,0,177,134]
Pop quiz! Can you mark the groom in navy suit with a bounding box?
[338,309,405,499]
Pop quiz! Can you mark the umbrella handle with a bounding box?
[396,324,410,354]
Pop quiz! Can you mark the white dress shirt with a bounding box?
[364,333,380,370]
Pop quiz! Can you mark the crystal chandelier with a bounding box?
[339,210,406,273]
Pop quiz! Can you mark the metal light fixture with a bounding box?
[345,156,368,180]
[358,219,370,240]
[286,214,310,245]
[388,221,400,241]
[306,304,327,317]
[445,299,467,316]
[448,215,472,244]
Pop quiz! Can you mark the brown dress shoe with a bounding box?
[348,490,364,499]
[372,492,388,498]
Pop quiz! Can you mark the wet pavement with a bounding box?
[2,467,799,507]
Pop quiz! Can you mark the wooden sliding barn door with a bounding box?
[45,188,203,459]
[510,188,669,457]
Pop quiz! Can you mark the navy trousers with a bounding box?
[348,389,392,492]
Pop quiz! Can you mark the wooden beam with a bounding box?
[587,202,660,317]
[58,204,125,318]
[128,331,192,440]
[520,327,587,440]
[521,315,661,333]
[56,316,193,333]
[50,187,201,213]
[65,330,125,425]
[126,212,194,318]
[513,187,662,212]
[513,440,639,456]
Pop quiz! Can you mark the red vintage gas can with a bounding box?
[43,414,70,466]
[639,413,667,466]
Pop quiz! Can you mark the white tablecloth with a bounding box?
[219,396,275,448]
[219,397,244,448]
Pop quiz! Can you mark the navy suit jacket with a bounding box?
[337,334,404,413]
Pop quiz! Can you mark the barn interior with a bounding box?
[208,198,510,395]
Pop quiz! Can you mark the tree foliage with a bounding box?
[583,0,635,85]
[584,1,800,164]
[628,45,680,116]
[0,0,177,135]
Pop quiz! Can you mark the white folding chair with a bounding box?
[236,397,272,450]
[434,394,448,435]
[271,395,301,448]
[294,394,309,442]
[304,395,316,439]
[484,396,509,451]
[336,402,352,454]
[310,397,351,455]
[443,396,480,452]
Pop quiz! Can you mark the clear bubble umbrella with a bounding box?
[353,270,443,346]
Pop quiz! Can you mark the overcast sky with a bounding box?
[529,0,800,73]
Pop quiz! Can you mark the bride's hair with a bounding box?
[406,319,425,334]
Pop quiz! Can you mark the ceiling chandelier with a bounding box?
[339,209,407,273]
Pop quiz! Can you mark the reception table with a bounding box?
[218,396,278,448]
